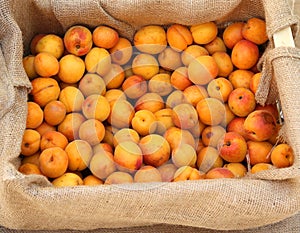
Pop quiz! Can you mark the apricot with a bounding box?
[167,24,193,51]
[249,72,261,94]
[226,117,249,140]
[139,134,170,167]
[164,127,195,150]
[83,175,104,186]
[58,54,85,84]
[109,37,133,65]
[35,34,64,59]
[172,103,198,130]
[90,151,116,179]
[65,140,93,171]
[173,165,205,181]
[197,146,224,173]
[148,73,173,97]
[154,108,175,135]
[255,104,279,121]
[157,163,177,182]
[211,51,233,77]
[205,167,235,179]
[105,89,126,103]
[21,152,40,167]
[93,25,119,49]
[196,98,225,125]
[228,69,254,89]
[131,53,159,80]
[190,22,218,44]
[78,119,105,146]
[113,128,140,147]
[30,77,60,107]
[135,92,164,113]
[35,122,56,136]
[158,47,182,71]
[204,37,227,55]
[183,85,208,107]
[201,125,226,148]
[93,142,113,154]
[196,138,206,155]
[30,33,46,55]
[64,25,93,56]
[122,75,147,99]
[188,55,219,85]
[85,47,111,76]
[134,25,167,54]
[251,163,273,174]
[247,140,272,165]
[34,52,59,77]
[105,171,133,185]
[82,94,110,121]
[21,129,41,156]
[207,77,233,102]
[40,131,68,151]
[181,45,209,66]
[189,121,206,139]
[78,73,106,97]
[18,163,43,176]
[228,87,256,117]
[114,141,143,173]
[170,67,192,91]
[271,143,294,168]
[134,165,162,183]
[166,90,188,108]
[132,110,157,136]
[244,110,277,142]
[172,143,197,168]
[222,22,245,49]
[217,131,248,163]
[231,40,259,70]
[103,63,125,89]
[220,104,236,128]
[44,100,66,126]
[26,101,43,129]
[52,173,84,187]
[22,55,38,80]
[58,113,86,141]
[242,18,268,45]
[108,99,135,129]
[39,147,68,178]
[59,86,84,113]
[223,163,247,178]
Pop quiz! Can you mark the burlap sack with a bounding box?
[0,0,300,231]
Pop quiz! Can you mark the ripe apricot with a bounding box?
[40,131,68,151]
[93,25,119,49]
[58,54,85,84]
[109,37,133,65]
[134,25,167,54]
[26,101,43,129]
[30,77,60,107]
[167,24,193,51]
[21,129,41,156]
[34,52,59,77]
[190,22,218,44]
[242,18,268,45]
[44,100,66,126]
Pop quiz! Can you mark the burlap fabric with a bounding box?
[0,0,300,231]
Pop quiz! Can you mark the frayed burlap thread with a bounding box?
[0,0,299,232]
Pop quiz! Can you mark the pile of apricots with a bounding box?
[20,18,294,187]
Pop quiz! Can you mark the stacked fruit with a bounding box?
[20,18,294,187]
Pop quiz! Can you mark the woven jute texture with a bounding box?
[0,0,300,232]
